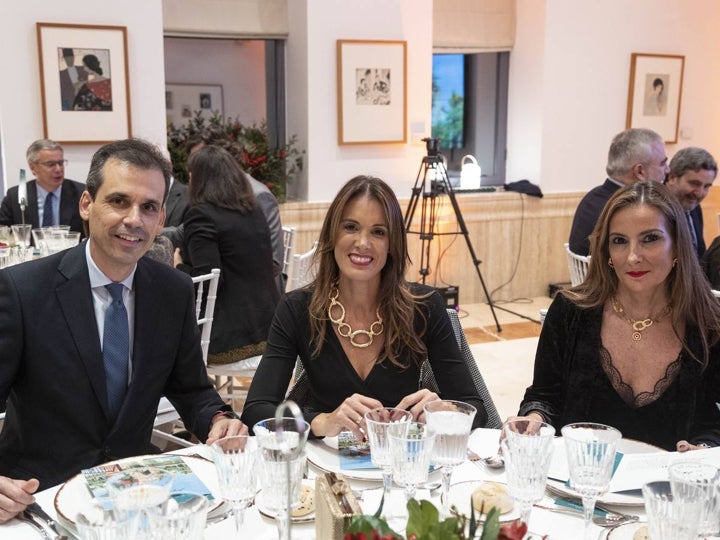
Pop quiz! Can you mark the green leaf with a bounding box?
[406,499,438,537]
[346,514,402,537]
[478,507,501,540]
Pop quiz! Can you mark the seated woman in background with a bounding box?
[174,145,279,364]
[519,181,720,451]
[241,175,488,437]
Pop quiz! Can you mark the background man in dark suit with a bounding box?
[163,178,189,228]
[568,128,669,256]
[0,139,85,235]
[664,146,717,259]
[0,139,244,522]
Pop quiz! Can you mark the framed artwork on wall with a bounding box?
[36,22,131,144]
[626,53,685,144]
[337,40,407,145]
[165,83,224,128]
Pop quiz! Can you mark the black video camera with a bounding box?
[422,137,440,157]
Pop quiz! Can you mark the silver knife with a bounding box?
[27,502,67,540]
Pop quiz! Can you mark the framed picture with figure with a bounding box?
[337,40,407,145]
[626,53,684,144]
[36,22,131,144]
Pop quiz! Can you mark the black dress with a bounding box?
[519,294,720,450]
[241,284,488,431]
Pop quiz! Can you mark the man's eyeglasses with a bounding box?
[38,160,68,169]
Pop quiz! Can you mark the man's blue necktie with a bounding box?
[42,192,54,227]
[103,283,129,420]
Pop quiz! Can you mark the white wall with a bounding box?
[507,0,720,193]
[286,0,432,202]
[0,0,167,191]
[164,37,266,126]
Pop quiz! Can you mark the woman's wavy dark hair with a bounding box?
[187,145,254,212]
[564,181,720,368]
[307,175,427,368]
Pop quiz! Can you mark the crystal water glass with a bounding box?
[364,407,413,502]
[423,400,476,518]
[668,460,720,537]
[75,508,139,540]
[11,224,31,248]
[145,492,208,539]
[642,480,701,540]
[106,467,174,534]
[500,418,555,528]
[562,422,621,540]
[254,417,310,540]
[388,422,435,501]
[211,435,259,535]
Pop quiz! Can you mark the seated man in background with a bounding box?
[0,138,244,523]
[568,128,668,256]
[0,139,85,235]
[664,146,717,259]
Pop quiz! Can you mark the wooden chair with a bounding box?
[152,268,221,448]
[564,242,590,287]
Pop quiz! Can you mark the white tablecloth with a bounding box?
[0,429,648,539]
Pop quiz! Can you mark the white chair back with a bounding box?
[564,243,590,287]
[289,241,319,290]
[192,268,221,366]
[712,289,720,298]
[281,226,296,278]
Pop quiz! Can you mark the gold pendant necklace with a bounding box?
[328,288,384,348]
[611,296,671,341]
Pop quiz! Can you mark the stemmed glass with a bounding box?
[668,461,720,537]
[364,407,413,503]
[254,416,310,540]
[106,467,174,537]
[211,435,259,535]
[642,480,701,540]
[500,418,555,529]
[388,422,435,501]
[561,422,621,540]
[423,400,476,518]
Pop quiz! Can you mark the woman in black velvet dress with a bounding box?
[519,181,720,451]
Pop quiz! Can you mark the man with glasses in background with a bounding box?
[0,139,85,235]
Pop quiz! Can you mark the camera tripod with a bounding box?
[404,152,502,332]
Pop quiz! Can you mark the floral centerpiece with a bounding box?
[343,498,530,540]
[166,111,303,202]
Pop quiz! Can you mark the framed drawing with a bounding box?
[626,53,684,144]
[165,83,224,127]
[36,23,131,144]
[337,40,407,145]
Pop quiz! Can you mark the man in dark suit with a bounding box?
[0,139,85,235]
[568,128,669,256]
[0,139,245,522]
[163,179,189,228]
[664,146,717,259]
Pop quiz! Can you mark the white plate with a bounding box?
[444,480,519,524]
[255,479,315,524]
[607,521,649,539]
[547,437,665,507]
[53,454,223,533]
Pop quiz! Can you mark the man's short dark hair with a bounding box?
[669,147,718,179]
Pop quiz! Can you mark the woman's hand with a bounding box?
[173,247,183,267]
[676,440,708,452]
[395,389,439,423]
[310,394,383,440]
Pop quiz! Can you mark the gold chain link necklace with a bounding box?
[328,288,384,348]
[611,296,672,341]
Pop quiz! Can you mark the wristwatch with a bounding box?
[696,442,711,449]
[213,410,241,421]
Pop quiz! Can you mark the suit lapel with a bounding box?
[55,245,111,419]
[26,182,39,228]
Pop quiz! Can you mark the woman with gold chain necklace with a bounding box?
[519,181,720,451]
[242,176,488,438]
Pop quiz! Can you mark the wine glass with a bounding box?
[642,480,701,540]
[145,492,208,539]
[211,435,259,535]
[500,418,555,528]
[106,467,174,536]
[364,407,413,502]
[423,400,476,518]
[561,422,621,540]
[388,422,435,501]
[254,416,310,540]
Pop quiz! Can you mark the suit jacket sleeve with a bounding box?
[0,187,18,226]
[255,190,283,275]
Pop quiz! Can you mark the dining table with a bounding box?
[2,428,718,540]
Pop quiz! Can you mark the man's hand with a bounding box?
[206,417,248,446]
[0,477,39,524]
